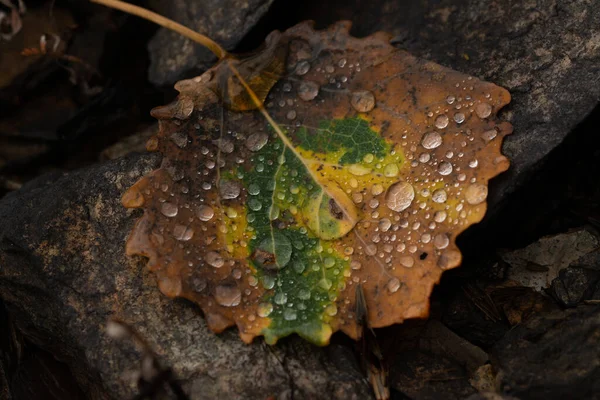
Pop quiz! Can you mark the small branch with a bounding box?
[90,0,228,60]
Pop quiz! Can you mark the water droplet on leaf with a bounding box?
[475,103,492,118]
[387,278,401,293]
[421,132,443,149]
[350,90,375,112]
[220,180,241,199]
[203,252,224,271]
[298,81,319,101]
[246,132,269,151]
[161,202,179,217]
[215,285,241,307]
[385,181,415,212]
[465,183,488,205]
[434,114,449,129]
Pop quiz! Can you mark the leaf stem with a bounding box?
[90,0,228,59]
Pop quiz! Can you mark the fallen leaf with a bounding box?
[123,21,512,345]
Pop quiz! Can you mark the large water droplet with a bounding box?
[454,113,466,124]
[351,90,375,113]
[248,183,261,196]
[292,260,305,274]
[365,244,377,256]
[170,132,189,148]
[482,129,498,142]
[197,205,214,221]
[262,275,275,290]
[399,255,414,268]
[475,103,492,119]
[283,309,297,321]
[248,198,262,211]
[433,210,447,223]
[298,81,319,101]
[372,184,384,196]
[325,304,338,316]
[433,233,450,249]
[214,139,234,154]
[214,284,241,307]
[434,114,449,129]
[438,161,453,176]
[298,289,311,300]
[384,163,400,177]
[419,153,431,163]
[257,302,273,317]
[220,180,241,199]
[319,278,332,290]
[386,278,401,293]
[465,183,488,205]
[173,225,194,241]
[379,218,392,232]
[324,257,336,268]
[432,189,448,203]
[274,292,288,305]
[191,277,207,293]
[295,60,311,75]
[205,251,224,268]
[348,164,372,176]
[421,132,443,149]
[245,132,268,151]
[161,202,179,217]
[385,181,415,212]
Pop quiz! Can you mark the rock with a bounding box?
[550,267,600,307]
[390,350,476,400]
[492,305,600,399]
[500,229,599,292]
[418,321,489,374]
[0,154,370,399]
[386,321,488,399]
[147,0,274,86]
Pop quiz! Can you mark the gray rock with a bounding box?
[492,305,600,399]
[550,267,600,307]
[147,0,274,86]
[351,0,600,206]
[0,154,371,399]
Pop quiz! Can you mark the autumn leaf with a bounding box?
[122,21,512,345]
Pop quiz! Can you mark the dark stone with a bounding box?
[573,249,600,271]
[390,350,476,400]
[147,0,275,86]
[0,154,370,399]
[492,306,600,400]
[549,267,600,307]
[442,289,509,348]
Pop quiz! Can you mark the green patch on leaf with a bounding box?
[295,117,389,165]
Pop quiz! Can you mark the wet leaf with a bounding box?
[123,21,512,345]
